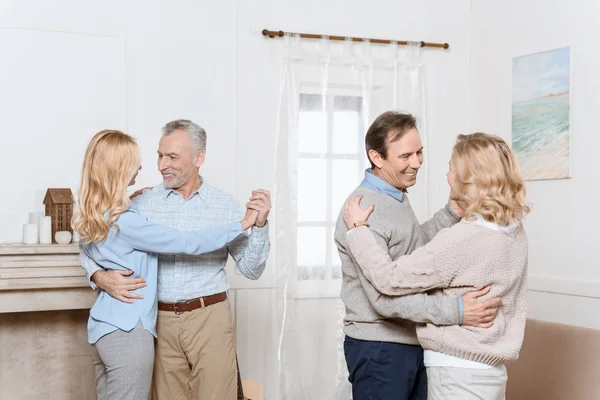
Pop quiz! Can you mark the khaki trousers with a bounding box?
[427,365,507,400]
[152,297,237,400]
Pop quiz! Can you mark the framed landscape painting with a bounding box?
[512,46,571,180]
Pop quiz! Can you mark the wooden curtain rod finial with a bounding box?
[262,29,284,38]
[261,29,449,50]
[419,41,449,49]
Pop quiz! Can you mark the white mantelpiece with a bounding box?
[0,243,95,313]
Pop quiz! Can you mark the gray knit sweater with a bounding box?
[334,187,461,345]
[346,219,528,365]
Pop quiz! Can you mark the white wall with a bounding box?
[468,0,600,329]
[0,0,242,243]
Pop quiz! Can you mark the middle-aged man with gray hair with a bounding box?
[81,119,271,400]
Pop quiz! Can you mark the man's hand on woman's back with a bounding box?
[91,269,147,304]
[461,286,501,328]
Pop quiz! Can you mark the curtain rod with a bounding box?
[261,29,449,49]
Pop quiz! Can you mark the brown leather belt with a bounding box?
[158,292,227,314]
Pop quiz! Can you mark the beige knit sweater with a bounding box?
[346,219,528,366]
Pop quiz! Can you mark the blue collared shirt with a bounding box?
[360,169,406,201]
[80,205,244,344]
[133,181,270,302]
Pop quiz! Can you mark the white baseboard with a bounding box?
[528,275,600,299]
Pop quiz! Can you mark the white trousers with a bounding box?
[427,365,507,400]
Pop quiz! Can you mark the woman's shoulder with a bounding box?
[439,220,481,238]
[109,206,145,235]
[426,222,485,252]
[450,220,528,250]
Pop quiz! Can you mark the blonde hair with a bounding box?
[72,130,140,244]
[451,133,531,225]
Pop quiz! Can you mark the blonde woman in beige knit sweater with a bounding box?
[343,132,530,400]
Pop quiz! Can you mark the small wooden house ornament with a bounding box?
[43,188,75,242]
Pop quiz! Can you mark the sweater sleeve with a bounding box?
[357,270,461,325]
[418,205,461,244]
[346,225,463,296]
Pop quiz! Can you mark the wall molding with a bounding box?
[528,275,600,299]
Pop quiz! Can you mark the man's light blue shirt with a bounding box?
[360,168,406,201]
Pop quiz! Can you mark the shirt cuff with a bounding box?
[251,221,269,238]
[88,270,101,290]
[445,204,462,222]
[457,296,464,325]
[80,255,103,290]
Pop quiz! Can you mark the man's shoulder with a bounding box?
[202,182,238,206]
[137,183,237,202]
[353,187,391,203]
[343,187,401,217]
[130,185,165,205]
[334,187,391,237]
[338,186,386,205]
[128,184,165,196]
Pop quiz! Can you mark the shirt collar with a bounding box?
[163,176,207,202]
[360,169,406,201]
[470,214,520,234]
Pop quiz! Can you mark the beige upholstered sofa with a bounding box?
[506,318,600,399]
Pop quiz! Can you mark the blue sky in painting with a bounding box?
[512,46,570,103]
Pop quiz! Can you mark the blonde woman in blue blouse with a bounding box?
[73,130,256,400]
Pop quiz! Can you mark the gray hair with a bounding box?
[161,119,207,153]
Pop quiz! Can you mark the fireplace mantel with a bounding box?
[0,243,95,313]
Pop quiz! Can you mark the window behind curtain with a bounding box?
[296,90,367,297]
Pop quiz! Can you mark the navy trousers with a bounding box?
[344,336,427,400]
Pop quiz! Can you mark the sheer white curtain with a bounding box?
[272,34,428,400]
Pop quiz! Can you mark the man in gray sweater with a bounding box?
[334,112,500,400]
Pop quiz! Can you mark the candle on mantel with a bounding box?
[23,224,39,245]
[28,212,44,226]
[39,216,52,244]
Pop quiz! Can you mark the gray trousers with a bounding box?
[92,321,155,400]
[427,365,507,400]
